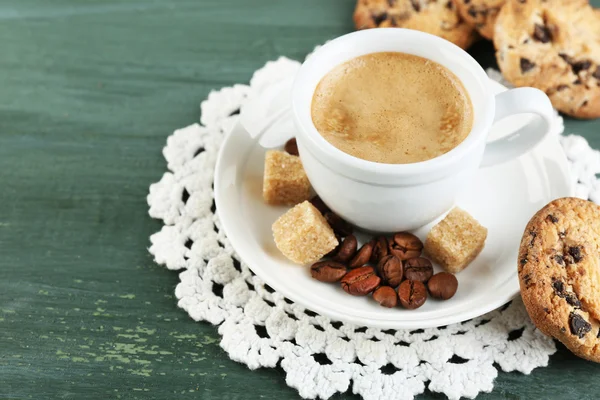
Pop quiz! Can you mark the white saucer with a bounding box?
[214,80,573,329]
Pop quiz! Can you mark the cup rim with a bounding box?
[292,28,495,179]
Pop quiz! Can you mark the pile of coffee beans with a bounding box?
[309,197,458,310]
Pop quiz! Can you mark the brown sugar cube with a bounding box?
[424,207,488,274]
[272,201,338,264]
[263,150,311,206]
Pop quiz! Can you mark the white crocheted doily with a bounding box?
[147,57,600,400]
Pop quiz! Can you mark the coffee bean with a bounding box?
[284,138,299,156]
[398,280,427,309]
[309,195,329,215]
[325,212,353,237]
[349,241,374,269]
[427,272,458,300]
[371,236,389,263]
[404,257,434,283]
[341,266,381,296]
[377,255,404,287]
[373,286,398,308]
[388,232,423,260]
[333,235,358,263]
[310,261,347,283]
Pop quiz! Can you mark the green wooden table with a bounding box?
[2,1,600,398]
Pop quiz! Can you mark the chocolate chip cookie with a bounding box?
[353,0,478,49]
[454,0,505,39]
[494,0,600,119]
[519,198,600,362]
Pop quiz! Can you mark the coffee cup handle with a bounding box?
[481,87,554,167]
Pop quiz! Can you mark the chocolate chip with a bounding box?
[520,258,528,265]
[561,327,567,333]
[593,66,600,80]
[520,58,535,73]
[572,60,592,75]
[544,307,550,314]
[565,294,581,308]
[529,230,537,247]
[410,0,421,12]
[556,84,569,91]
[573,78,582,85]
[569,312,591,338]
[517,0,526,3]
[467,7,477,17]
[568,246,583,263]
[582,100,589,107]
[446,0,453,9]
[546,214,558,223]
[553,279,582,307]
[372,12,388,25]
[552,280,565,295]
[464,0,470,3]
[533,24,551,43]
[559,53,572,63]
[387,0,396,5]
[555,254,564,265]
[559,231,566,238]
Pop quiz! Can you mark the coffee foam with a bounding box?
[311,52,473,164]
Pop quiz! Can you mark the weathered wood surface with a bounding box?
[2,1,600,398]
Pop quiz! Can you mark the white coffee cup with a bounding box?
[291,28,554,232]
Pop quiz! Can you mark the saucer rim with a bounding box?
[214,79,574,329]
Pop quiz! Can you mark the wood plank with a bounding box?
[1,0,600,398]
